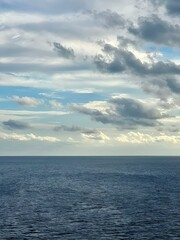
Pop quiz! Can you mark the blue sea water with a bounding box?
[0,156,179,240]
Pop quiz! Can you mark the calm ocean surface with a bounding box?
[0,156,179,239]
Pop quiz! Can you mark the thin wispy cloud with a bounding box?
[53,42,75,59]
[3,120,31,130]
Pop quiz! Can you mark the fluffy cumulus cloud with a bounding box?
[12,96,43,107]
[0,0,179,155]
[129,15,180,48]
[49,100,63,109]
[94,40,180,105]
[116,132,180,144]
[72,97,168,129]
[94,42,180,75]
[0,132,61,142]
[81,130,110,143]
[142,77,180,105]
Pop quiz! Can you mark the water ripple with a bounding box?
[0,156,179,239]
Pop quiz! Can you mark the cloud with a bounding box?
[94,43,180,75]
[72,97,167,129]
[0,109,68,119]
[110,98,164,119]
[166,78,180,94]
[165,0,180,16]
[141,78,180,105]
[0,0,179,155]
[14,10,124,43]
[81,130,110,142]
[0,43,52,58]
[54,125,83,132]
[129,15,180,48]
[53,125,99,134]
[89,9,125,28]
[157,125,180,133]
[0,62,89,74]
[0,0,91,14]
[149,0,180,16]
[2,120,31,130]
[12,96,43,107]
[116,131,180,144]
[0,132,61,142]
[117,36,137,48]
[17,19,90,40]
[49,100,63,109]
[53,42,75,59]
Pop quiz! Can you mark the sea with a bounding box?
[0,156,179,240]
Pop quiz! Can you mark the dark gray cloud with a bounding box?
[3,120,31,130]
[88,9,125,28]
[166,78,180,94]
[117,36,137,48]
[129,15,180,48]
[72,97,167,129]
[82,129,98,134]
[53,42,75,59]
[54,125,82,132]
[149,0,180,16]
[94,43,180,75]
[166,0,180,16]
[141,77,180,105]
[95,41,180,106]
[53,125,98,134]
[110,98,164,120]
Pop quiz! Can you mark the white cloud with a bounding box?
[81,101,109,113]
[66,88,95,93]
[81,130,110,143]
[0,132,61,142]
[160,116,180,123]
[49,100,63,109]
[116,132,180,144]
[0,109,68,115]
[67,137,79,143]
[0,109,69,122]
[12,96,43,107]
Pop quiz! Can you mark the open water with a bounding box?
[0,156,179,239]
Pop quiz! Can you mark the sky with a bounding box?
[0,0,179,156]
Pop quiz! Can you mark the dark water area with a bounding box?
[0,156,179,239]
